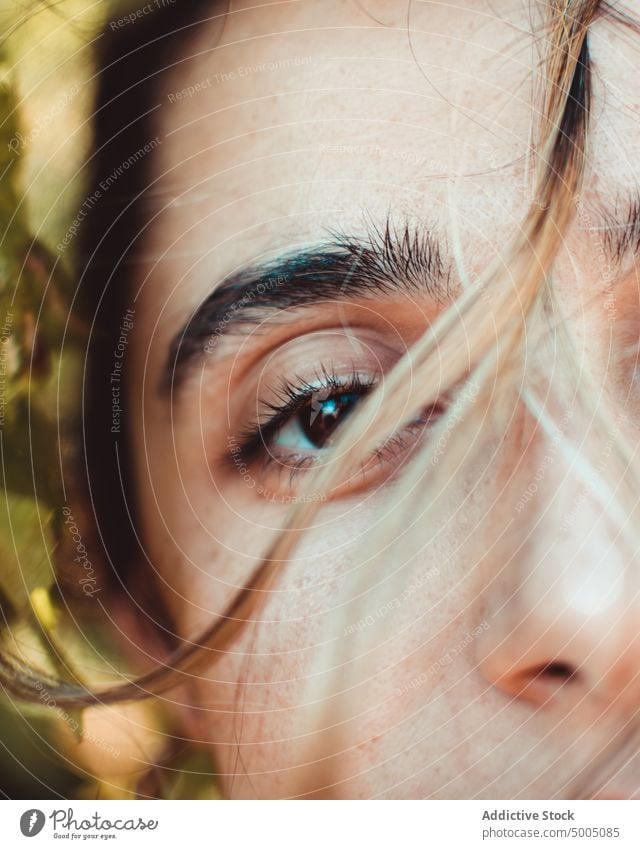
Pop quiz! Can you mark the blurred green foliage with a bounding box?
[0,0,104,798]
[0,0,221,800]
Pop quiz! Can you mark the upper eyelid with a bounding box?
[262,369,379,407]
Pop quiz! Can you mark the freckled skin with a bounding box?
[127,0,640,798]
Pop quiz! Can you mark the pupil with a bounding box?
[300,392,361,448]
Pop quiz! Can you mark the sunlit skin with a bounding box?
[125,0,640,798]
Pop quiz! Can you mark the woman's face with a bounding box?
[127,0,640,797]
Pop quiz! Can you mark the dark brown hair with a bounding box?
[80,0,222,607]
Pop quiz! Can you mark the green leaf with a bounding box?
[0,492,55,613]
[1,393,63,509]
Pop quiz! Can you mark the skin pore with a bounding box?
[123,0,640,798]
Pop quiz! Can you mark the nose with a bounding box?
[477,432,640,713]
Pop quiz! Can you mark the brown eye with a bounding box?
[297,391,362,448]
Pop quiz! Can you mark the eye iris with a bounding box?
[299,391,361,448]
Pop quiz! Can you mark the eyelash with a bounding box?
[234,368,378,466]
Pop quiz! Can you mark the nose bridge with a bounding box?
[526,430,627,614]
[479,414,640,709]
[513,401,625,577]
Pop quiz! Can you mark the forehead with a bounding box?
[140,0,639,318]
[149,2,531,253]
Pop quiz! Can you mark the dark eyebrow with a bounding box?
[163,220,451,394]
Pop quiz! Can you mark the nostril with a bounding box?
[537,661,577,682]
[507,660,579,703]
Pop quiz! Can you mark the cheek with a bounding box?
[165,483,489,775]
[184,547,488,799]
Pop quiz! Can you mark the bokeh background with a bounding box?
[0,0,219,799]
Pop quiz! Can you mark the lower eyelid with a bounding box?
[260,406,440,477]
